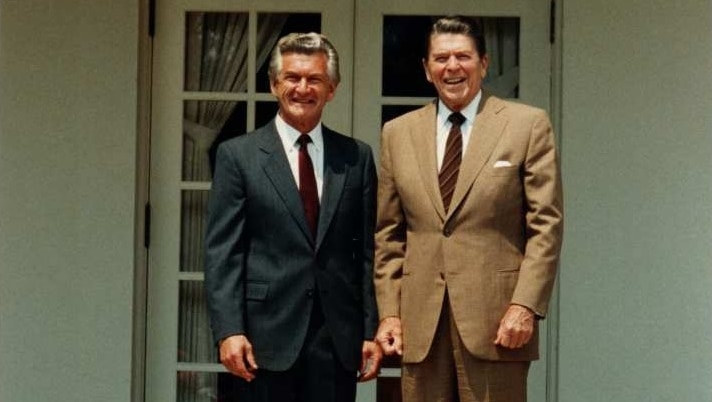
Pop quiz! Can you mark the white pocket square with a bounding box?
[493,160,513,168]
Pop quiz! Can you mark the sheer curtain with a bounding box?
[178,12,286,402]
[482,18,520,99]
[183,12,287,181]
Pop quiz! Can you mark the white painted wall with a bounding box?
[559,1,712,400]
[0,1,138,401]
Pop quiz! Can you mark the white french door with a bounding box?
[145,1,554,401]
[352,1,554,401]
[146,1,354,401]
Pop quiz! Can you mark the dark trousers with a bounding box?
[233,298,357,402]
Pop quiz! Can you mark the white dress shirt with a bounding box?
[275,114,324,200]
[435,90,482,171]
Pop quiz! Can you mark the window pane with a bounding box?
[377,376,402,402]
[180,190,209,273]
[183,100,246,181]
[255,13,322,93]
[178,280,216,363]
[382,15,435,98]
[382,15,520,99]
[381,354,402,369]
[381,104,425,126]
[185,12,250,92]
[256,101,280,128]
[177,371,242,402]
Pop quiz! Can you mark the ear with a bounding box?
[269,78,279,97]
[480,54,489,78]
[422,58,433,83]
[325,82,337,102]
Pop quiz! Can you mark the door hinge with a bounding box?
[144,202,151,248]
[148,0,156,38]
[549,0,556,44]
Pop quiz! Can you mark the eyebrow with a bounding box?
[430,49,475,57]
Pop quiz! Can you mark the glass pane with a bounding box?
[180,190,209,273]
[382,104,425,126]
[255,13,322,93]
[183,100,246,181]
[481,17,520,98]
[178,280,217,363]
[184,12,249,93]
[381,354,402,369]
[177,371,216,402]
[256,101,280,128]
[377,377,402,402]
[382,15,520,99]
[177,371,243,402]
[382,16,435,98]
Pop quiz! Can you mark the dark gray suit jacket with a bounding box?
[204,120,378,371]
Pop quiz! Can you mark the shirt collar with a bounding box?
[275,113,324,152]
[436,90,482,130]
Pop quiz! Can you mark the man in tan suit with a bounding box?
[374,16,563,401]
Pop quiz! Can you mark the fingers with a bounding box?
[375,317,403,356]
[358,341,383,382]
[388,331,403,356]
[377,334,397,355]
[219,335,259,381]
[244,347,258,373]
[494,305,534,349]
[494,325,530,349]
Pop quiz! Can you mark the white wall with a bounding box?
[0,1,138,401]
[559,1,712,401]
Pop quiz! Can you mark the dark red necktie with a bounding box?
[439,112,466,213]
[297,134,319,238]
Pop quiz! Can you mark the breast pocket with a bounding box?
[486,165,520,177]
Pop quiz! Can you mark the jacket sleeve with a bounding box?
[204,143,248,343]
[373,121,407,319]
[511,110,564,317]
[360,144,379,338]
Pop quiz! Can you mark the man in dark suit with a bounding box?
[374,16,563,402]
[205,32,382,402]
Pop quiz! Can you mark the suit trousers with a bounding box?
[402,293,530,402]
[233,295,357,402]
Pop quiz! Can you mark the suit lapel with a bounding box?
[411,103,447,221]
[258,122,315,244]
[448,94,507,219]
[315,128,348,251]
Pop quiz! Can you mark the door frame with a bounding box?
[133,0,153,401]
[132,0,566,400]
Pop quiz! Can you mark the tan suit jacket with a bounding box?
[374,93,563,363]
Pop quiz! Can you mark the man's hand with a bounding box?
[494,304,536,349]
[358,340,383,382]
[219,335,258,381]
[375,316,403,356]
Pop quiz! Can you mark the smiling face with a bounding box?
[423,33,489,112]
[270,51,336,133]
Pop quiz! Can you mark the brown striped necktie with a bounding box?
[439,112,466,213]
[297,134,319,238]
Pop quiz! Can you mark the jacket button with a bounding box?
[307,289,314,298]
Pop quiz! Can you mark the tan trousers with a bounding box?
[401,297,530,402]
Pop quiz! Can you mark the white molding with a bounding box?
[132,0,153,401]
[546,0,564,401]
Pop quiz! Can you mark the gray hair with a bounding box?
[268,32,340,85]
